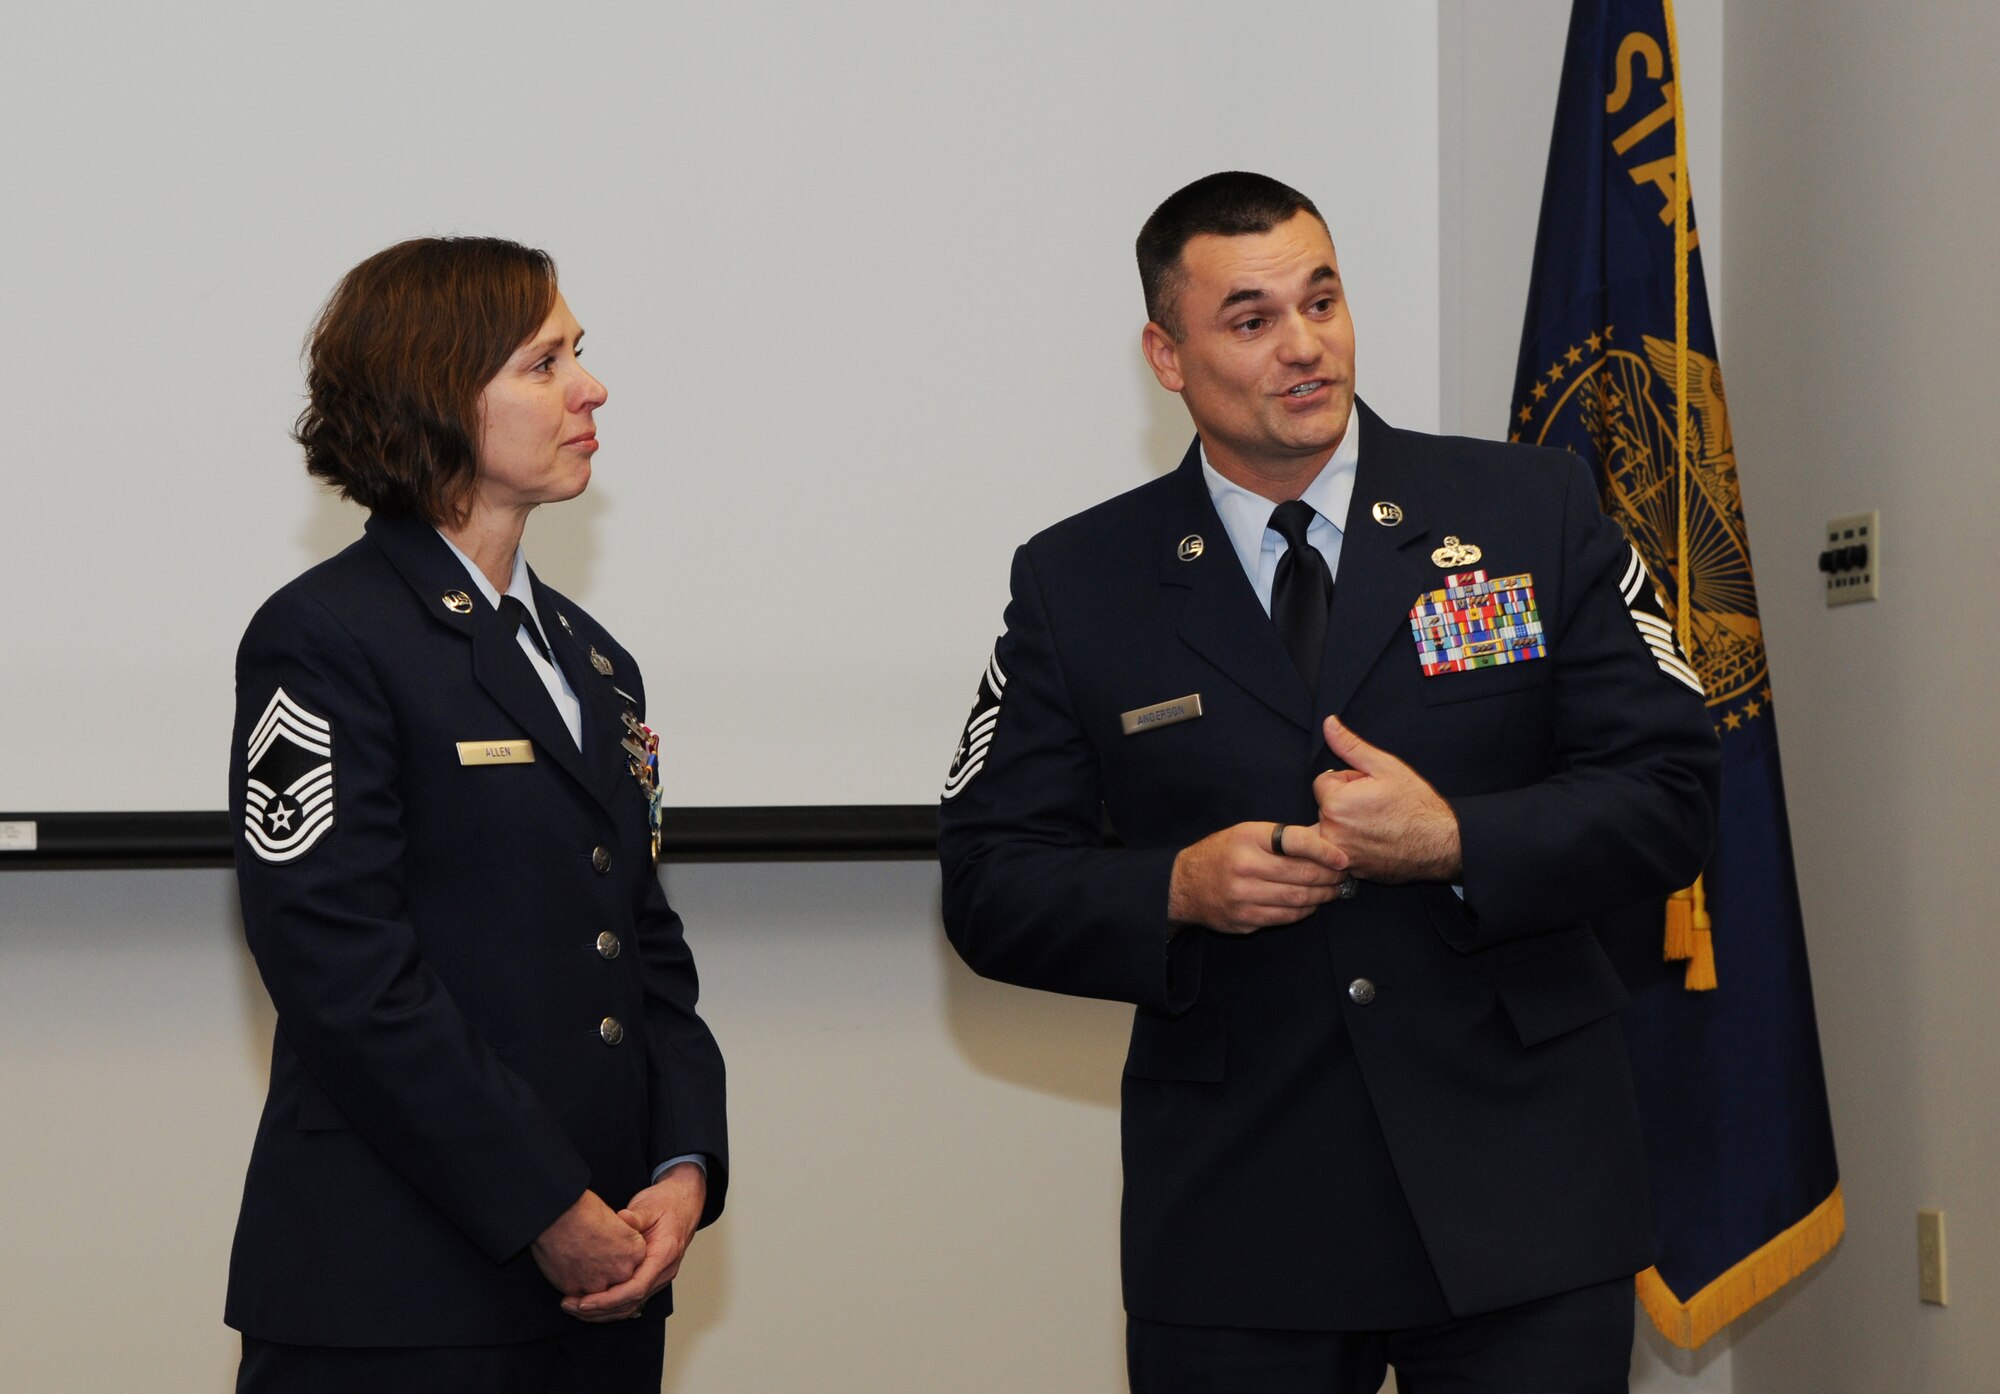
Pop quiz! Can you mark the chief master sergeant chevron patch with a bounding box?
[243,687,335,863]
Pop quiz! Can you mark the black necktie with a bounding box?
[1269,500,1333,688]
[497,595,552,663]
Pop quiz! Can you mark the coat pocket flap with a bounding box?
[1415,654,1552,706]
[1123,1007,1227,1082]
[1491,934,1629,1048]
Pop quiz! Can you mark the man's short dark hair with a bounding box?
[1136,172,1325,340]
[294,237,558,525]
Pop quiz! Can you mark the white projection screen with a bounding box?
[1,1,1440,815]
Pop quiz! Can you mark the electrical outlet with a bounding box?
[1918,1208,1948,1305]
[1822,511,1880,606]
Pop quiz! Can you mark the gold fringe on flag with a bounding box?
[1636,1186,1846,1348]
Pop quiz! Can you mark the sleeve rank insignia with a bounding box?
[244,687,335,863]
[942,645,1007,800]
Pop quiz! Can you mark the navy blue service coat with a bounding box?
[224,513,727,1348]
[939,402,1718,1330]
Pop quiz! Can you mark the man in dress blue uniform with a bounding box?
[938,173,1720,1391]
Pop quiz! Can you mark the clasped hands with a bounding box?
[1167,715,1463,935]
[530,1160,706,1323]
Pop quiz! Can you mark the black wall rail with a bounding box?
[0,806,940,870]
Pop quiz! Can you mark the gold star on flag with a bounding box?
[1532,381,1549,401]
[1565,345,1583,365]
[1518,405,1533,423]
[1548,361,1565,382]
[1745,699,1763,719]
[1586,331,1603,352]
[1724,710,1744,731]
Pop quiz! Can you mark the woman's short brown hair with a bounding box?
[295,237,558,524]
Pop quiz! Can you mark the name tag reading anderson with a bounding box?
[457,740,536,766]
[1120,693,1204,736]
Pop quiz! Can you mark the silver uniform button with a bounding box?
[591,846,612,874]
[600,1016,625,1045]
[1347,978,1377,1005]
[596,931,622,960]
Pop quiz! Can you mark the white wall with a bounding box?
[0,0,1440,814]
[1716,5,2000,1391]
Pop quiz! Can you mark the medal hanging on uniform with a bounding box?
[620,708,663,862]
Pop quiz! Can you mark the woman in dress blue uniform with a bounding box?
[225,238,727,1393]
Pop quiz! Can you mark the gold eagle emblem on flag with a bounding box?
[1515,328,1768,722]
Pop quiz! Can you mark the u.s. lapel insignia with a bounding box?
[1430,535,1483,568]
[1372,501,1404,526]
[557,612,575,637]
[1177,535,1205,562]
[589,646,614,676]
[441,590,474,614]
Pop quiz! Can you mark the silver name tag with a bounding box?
[1120,693,1204,736]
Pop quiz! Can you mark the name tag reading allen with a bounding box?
[457,740,536,766]
[1120,693,1204,736]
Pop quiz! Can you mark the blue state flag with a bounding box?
[1509,0,1843,1349]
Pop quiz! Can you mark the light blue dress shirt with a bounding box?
[1197,412,1362,614]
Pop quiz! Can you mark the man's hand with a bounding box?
[563,1161,708,1323]
[1313,714,1462,883]
[1168,820,1351,935]
[531,1189,645,1298]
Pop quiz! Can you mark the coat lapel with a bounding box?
[1159,440,1316,733]
[365,515,601,802]
[532,572,631,812]
[1317,403,1444,720]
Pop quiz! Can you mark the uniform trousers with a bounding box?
[238,1320,665,1394]
[1127,1276,1634,1394]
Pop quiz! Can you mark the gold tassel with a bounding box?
[1664,884,1696,961]
[1637,1186,1846,1348]
[1684,928,1717,990]
[1683,876,1717,989]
